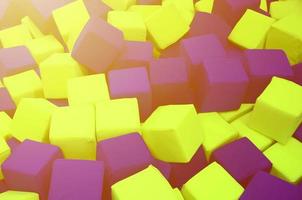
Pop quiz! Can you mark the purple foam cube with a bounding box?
[211,137,272,186]
[169,146,207,188]
[108,67,152,121]
[0,181,7,193]
[294,124,302,142]
[6,137,21,152]
[0,87,16,116]
[152,159,171,180]
[137,0,161,4]
[149,57,194,108]
[2,140,63,200]
[195,57,249,112]
[83,0,111,19]
[240,171,302,200]
[243,49,293,103]
[72,18,125,73]
[48,159,105,200]
[293,63,302,86]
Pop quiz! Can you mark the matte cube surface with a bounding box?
[0,112,12,139]
[102,0,135,10]
[0,191,39,200]
[294,124,302,142]
[0,24,32,48]
[0,87,15,114]
[220,103,254,122]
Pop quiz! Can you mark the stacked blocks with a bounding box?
[0,191,39,200]
[248,77,302,144]
[95,98,140,141]
[72,17,125,73]
[142,104,203,163]
[2,140,63,200]
[48,159,105,200]
[49,105,96,160]
[211,137,272,186]
[108,66,152,121]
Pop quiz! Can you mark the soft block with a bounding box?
[162,0,195,25]
[270,0,302,20]
[0,87,15,114]
[181,162,244,200]
[96,98,140,141]
[2,140,63,200]
[248,77,302,144]
[0,112,12,139]
[0,138,10,180]
[293,63,302,86]
[21,16,44,39]
[195,0,214,13]
[0,191,39,200]
[48,159,105,200]
[67,74,110,106]
[83,0,111,19]
[0,24,32,48]
[72,17,125,73]
[219,104,254,122]
[102,0,135,10]
[3,70,44,105]
[128,5,161,22]
[142,104,203,163]
[294,124,302,142]
[228,9,275,49]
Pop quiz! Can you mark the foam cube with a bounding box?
[0,24,32,48]
[52,0,90,50]
[0,88,15,116]
[108,11,146,42]
[181,162,244,200]
[0,191,39,200]
[25,35,64,64]
[111,165,177,200]
[108,67,152,121]
[142,104,203,163]
[219,104,254,122]
[198,112,238,159]
[169,146,207,188]
[248,77,302,144]
[228,9,275,49]
[152,159,171,180]
[102,0,135,10]
[0,112,12,139]
[96,98,140,141]
[72,17,125,73]
[83,0,111,19]
[260,0,268,12]
[195,0,214,13]
[3,70,44,105]
[270,0,302,20]
[128,5,161,22]
[266,13,302,65]
[0,138,10,180]
[241,171,302,200]
[48,159,105,200]
[149,57,194,107]
[293,63,302,86]
[264,138,302,184]
[49,105,96,160]
[21,16,44,39]
[6,137,21,152]
[294,124,302,142]
[40,53,86,99]
[231,113,274,151]
[0,46,37,78]
[137,0,161,4]
[162,0,195,25]
[67,74,110,106]
[243,49,293,102]
[2,140,63,200]
[145,4,190,49]
[10,98,56,143]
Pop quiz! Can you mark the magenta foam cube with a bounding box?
[72,18,125,73]
[240,171,302,200]
[137,0,161,4]
[169,146,207,188]
[0,87,16,116]
[211,137,272,186]
[152,159,171,180]
[293,63,302,86]
[83,0,111,19]
[113,41,153,69]
[294,124,302,142]
[243,49,293,103]
[0,181,7,193]
[6,137,21,152]
[2,140,63,200]
[48,159,105,200]
[149,57,194,108]
[108,67,152,121]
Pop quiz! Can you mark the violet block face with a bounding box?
[152,159,171,180]
[48,159,105,200]
[211,137,272,186]
[293,63,302,86]
[2,140,63,200]
[293,124,302,142]
[0,87,15,115]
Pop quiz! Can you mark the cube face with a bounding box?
[294,124,302,142]
[248,77,302,144]
[48,159,105,200]
[0,87,16,114]
[128,5,161,22]
[21,16,44,39]
[49,105,96,160]
[0,24,32,48]
[181,162,244,200]
[0,112,12,140]
[0,191,39,200]
[219,103,254,123]
[95,98,140,141]
[162,0,195,25]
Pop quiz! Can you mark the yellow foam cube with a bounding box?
[270,0,302,19]
[142,104,203,163]
[0,24,32,48]
[108,11,146,42]
[102,0,135,10]
[40,53,86,99]
[96,98,141,141]
[52,0,90,51]
[3,70,44,105]
[0,138,10,180]
[112,165,178,200]
[11,98,56,143]
[25,35,64,64]
[174,188,184,200]
[0,191,39,200]
[264,138,302,184]
[181,162,244,200]
[231,113,274,151]
[145,4,190,49]
[128,5,161,22]
[21,16,44,38]
[228,9,275,49]
[260,0,268,12]
[266,12,302,65]
[248,77,302,144]
[0,81,3,88]
[67,74,110,106]
[162,0,195,25]
[50,105,96,160]
[0,112,12,140]
[195,0,214,14]
[198,113,238,159]
[219,104,254,123]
